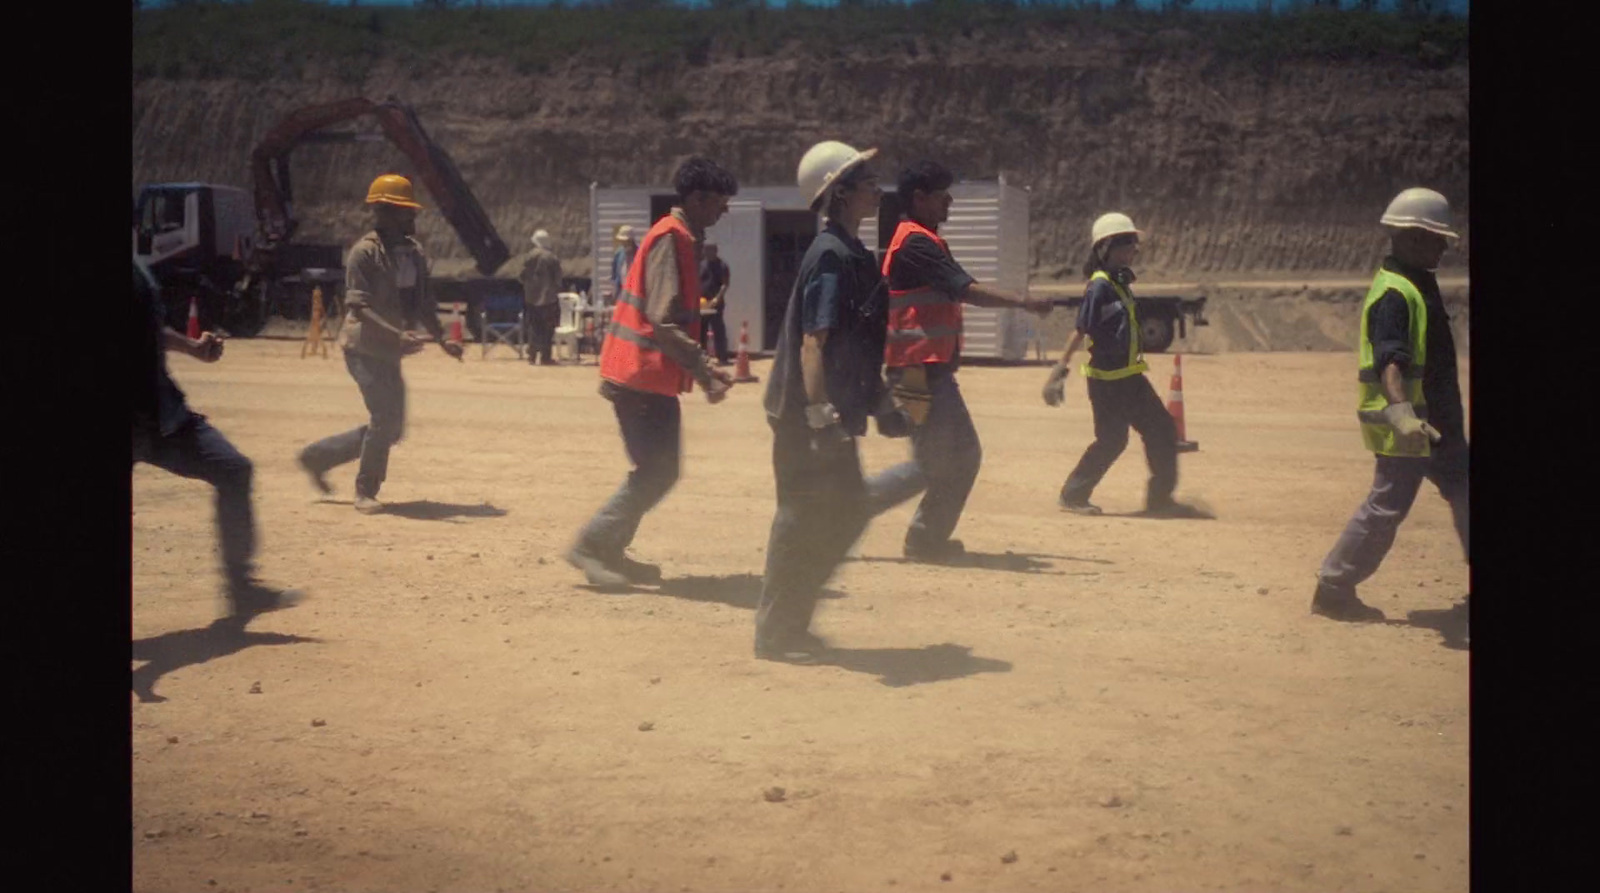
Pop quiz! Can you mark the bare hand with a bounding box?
[1025,298,1055,318]
[192,332,225,363]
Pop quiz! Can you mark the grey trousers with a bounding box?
[887,364,982,550]
[575,388,682,559]
[1318,439,1470,591]
[133,413,256,585]
[301,351,406,499]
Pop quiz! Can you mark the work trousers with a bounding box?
[524,302,561,363]
[886,364,981,551]
[575,388,682,559]
[133,413,256,584]
[699,311,729,364]
[1318,439,1470,591]
[301,350,406,499]
[1061,373,1178,508]
[756,424,872,642]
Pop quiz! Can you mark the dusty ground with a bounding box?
[133,339,1469,893]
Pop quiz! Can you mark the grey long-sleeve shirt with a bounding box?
[603,208,713,397]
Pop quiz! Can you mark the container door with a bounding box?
[705,200,764,351]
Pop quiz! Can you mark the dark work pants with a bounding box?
[756,425,872,642]
[575,388,682,559]
[1318,439,1470,591]
[301,350,406,499]
[133,414,256,585]
[888,364,981,550]
[1062,373,1178,508]
[524,303,561,363]
[699,311,729,363]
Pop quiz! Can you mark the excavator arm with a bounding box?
[249,96,510,278]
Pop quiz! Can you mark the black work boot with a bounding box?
[297,450,331,497]
[904,537,967,564]
[613,554,663,585]
[1310,581,1385,623]
[223,576,304,625]
[1059,494,1103,515]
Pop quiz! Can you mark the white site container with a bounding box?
[589,177,1034,360]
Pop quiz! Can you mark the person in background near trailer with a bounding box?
[566,158,739,587]
[521,228,564,366]
[1044,213,1208,518]
[698,241,732,365]
[1311,188,1468,633]
[882,160,1055,564]
[755,140,920,663]
[609,224,638,309]
[134,257,300,625]
[297,174,465,515]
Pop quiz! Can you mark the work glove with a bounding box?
[1042,363,1070,407]
[1381,401,1442,451]
[806,402,853,455]
[873,390,913,439]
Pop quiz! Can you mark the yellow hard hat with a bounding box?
[365,174,422,209]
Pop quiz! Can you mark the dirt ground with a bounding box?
[132,339,1469,893]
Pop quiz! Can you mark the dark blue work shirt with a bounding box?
[133,259,193,438]
[764,221,889,435]
[1366,256,1464,442]
[1075,267,1139,373]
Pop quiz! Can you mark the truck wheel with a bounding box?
[225,282,270,338]
[1140,314,1175,354]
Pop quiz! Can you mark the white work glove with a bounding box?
[805,402,852,454]
[1042,363,1070,407]
[1381,401,1442,451]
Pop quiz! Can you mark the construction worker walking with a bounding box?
[520,228,564,366]
[1311,188,1468,626]
[1044,213,1207,518]
[697,241,732,365]
[755,140,916,663]
[879,160,1055,563]
[566,158,739,587]
[297,174,465,514]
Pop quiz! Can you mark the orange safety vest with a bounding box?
[599,214,703,396]
[882,220,963,367]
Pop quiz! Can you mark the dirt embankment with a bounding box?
[132,30,1466,281]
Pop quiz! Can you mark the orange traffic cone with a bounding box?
[186,295,201,340]
[733,320,760,383]
[449,301,465,345]
[1167,352,1199,453]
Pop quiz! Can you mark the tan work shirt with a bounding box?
[340,231,431,359]
[520,248,563,308]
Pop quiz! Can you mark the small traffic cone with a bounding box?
[449,301,465,345]
[186,295,201,340]
[733,320,760,383]
[1167,352,1199,453]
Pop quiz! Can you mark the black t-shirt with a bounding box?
[698,256,728,302]
[133,259,192,438]
[764,222,888,435]
[1366,257,1464,442]
[1075,268,1139,372]
[883,230,974,367]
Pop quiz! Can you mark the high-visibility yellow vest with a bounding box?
[1081,270,1149,381]
[1356,268,1430,457]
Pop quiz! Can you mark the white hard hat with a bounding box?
[798,140,879,211]
[1091,212,1143,247]
[1380,187,1458,239]
[531,229,552,249]
[615,224,635,242]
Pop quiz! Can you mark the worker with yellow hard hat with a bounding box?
[1311,187,1468,634]
[297,173,465,515]
[1043,212,1207,518]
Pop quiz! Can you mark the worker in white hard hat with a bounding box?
[520,228,563,365]
[1311,187,1467,636]
[1043,212,1207,518]
[881,160,1056,564]
[753,140,919,663]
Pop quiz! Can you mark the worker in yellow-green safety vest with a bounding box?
[1042,212,1207,519]
[1311,188,1468,637]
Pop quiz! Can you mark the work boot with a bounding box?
[1143,498,1213,519]
[297,451,331,497]
[223,577,304,624]
[354,495,384,515]
[540,357,561,367]
[1310,581,1385,623]
[754,629,830,664]
[614,554,663,585]
[565,544,630,589]
[1059,496,1103,516]
[904,537,966,564]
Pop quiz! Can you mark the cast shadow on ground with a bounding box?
[131,621,320,703]
[1388,600,1469,651]
[816,642,1013,687]
[847,550,1106,575]
[317,499,509,522]
[640,573,845,610]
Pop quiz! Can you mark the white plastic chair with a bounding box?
[552,292,582,360]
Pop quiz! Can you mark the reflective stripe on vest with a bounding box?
[882,220,962,367]
[1356,268,1430,457]
[1080,270,1149,381]
[598,214,703,396]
